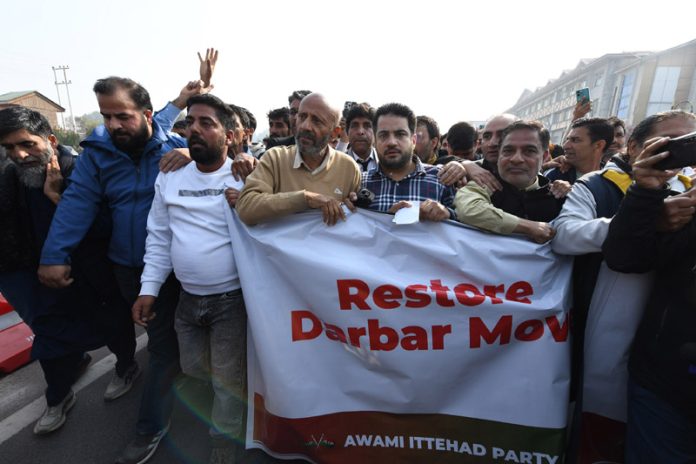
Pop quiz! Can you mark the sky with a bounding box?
[2,0,695,136]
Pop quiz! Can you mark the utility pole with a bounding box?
[51,65,76,132]
[51,66,66,129]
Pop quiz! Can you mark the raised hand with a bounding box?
[198,48,219,88]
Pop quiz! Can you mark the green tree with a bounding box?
[53,127,83,152]
[75,111,102,136]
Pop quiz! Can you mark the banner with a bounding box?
[227,208,573,463]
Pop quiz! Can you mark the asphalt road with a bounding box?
[0,332,219,464]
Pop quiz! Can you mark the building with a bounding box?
[507,38,696,143]
[0,91,65,129]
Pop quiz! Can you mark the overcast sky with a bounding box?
[2,0,695,134]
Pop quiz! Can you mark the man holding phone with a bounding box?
[553,109,696,463]
[602,110,696,462]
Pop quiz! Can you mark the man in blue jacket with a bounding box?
[38,76,193,464]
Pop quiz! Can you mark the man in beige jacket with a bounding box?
[236,93,361,226]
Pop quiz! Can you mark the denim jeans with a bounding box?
[625,378,696,463]
[175,289,247,439]
[112,265,181,436]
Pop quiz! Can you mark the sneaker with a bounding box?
[104,362,141,401]
[33,390,76,435]
[115,424,169,464]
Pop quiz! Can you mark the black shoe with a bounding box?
[115,423,169,464]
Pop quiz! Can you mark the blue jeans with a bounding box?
[175,289,247,439]
[626,378,696,463]
[113,265,181,436]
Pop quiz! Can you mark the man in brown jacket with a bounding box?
[236,93,361,226]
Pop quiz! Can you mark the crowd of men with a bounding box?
[0,48,695,464]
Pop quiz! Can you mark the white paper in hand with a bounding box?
[393,201,420,224]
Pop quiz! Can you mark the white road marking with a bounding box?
[0,332,148,444]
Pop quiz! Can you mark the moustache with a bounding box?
[112,128,131,137]
[188,135,208,147]
[297,131,317,143]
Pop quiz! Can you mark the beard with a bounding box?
[379,148,412,171]
[111,116,150,155]
[16,146,52,188]
[188,134,226,166]
[296,130,330,157]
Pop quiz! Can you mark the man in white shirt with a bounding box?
[132,94,246,462]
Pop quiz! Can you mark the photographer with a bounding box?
[602,110,696,462]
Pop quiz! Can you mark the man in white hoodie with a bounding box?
[132,94,246,463]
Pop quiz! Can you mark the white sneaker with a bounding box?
[33,390,76,435]
[104,362,141,401]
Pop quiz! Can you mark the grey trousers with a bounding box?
[174,289,247,439]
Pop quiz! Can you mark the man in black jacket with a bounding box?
[603,110,696,462]
[0,106,135,435]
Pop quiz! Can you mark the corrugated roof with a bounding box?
[0,91,34,102]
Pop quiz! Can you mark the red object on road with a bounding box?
[0,294,13,316]
[0,294,34,374]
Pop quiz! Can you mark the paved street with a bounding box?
[0,333,217,464]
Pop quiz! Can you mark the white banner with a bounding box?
[227,208,573,463]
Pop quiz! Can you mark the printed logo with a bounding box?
[304,434,335,449]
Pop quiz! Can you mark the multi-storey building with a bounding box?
[507,39,696,143]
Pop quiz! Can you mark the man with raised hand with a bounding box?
[134,94,246,463]
[546,117,613,184]
[37,69,214,463]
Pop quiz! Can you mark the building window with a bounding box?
[616,70,636,119]
[647,66,681,115]
[594,74,603,87]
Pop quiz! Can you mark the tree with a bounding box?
[53,127,82,152]
[75,111,102,136]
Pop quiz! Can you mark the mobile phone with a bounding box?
[576,88,590,104]
[653,131,696,170]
